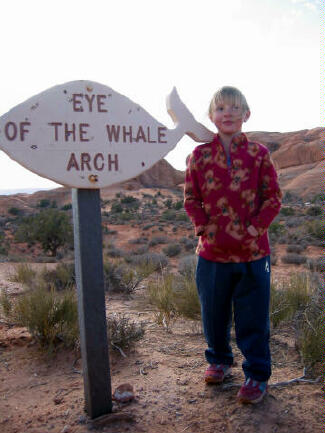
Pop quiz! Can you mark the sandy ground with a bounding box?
[0,248,323,433]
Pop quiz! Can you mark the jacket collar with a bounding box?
[213,132,248,149]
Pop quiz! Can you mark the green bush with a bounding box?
[147,270,201,329]
[147,273,177,331]
[280,207,295,216]
[306,220,324,240]
[160,210,177,221]
[149,236,168,247]
[107,313,144,350]
[173,201,183,210]
[269,222,286,236]
[178,255,197,278]
[163,243,181,257]
[124,252,168,271]
[281,254,307,265]
[270,273,311,328]
[173,274,201,321]
[296,284,325,374]
[286,244,305,254]
[61,203,72,211]
[306,206,322,216]
[103,260,154,294]
[1,285,79,349]
[40,263,75,291]
[0,231,9,255]
[15,209,73,256]
[10,263,37,286]
[8,207,24,216]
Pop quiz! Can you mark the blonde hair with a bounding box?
[209,86,250,118]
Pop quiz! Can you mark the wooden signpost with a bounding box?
[0,80,214,418]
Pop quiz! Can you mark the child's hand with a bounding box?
[247,225,258,237]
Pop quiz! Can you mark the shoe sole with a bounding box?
[237,391,266,404]
[204,371,232,384]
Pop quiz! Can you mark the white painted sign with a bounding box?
[0,81,214,188]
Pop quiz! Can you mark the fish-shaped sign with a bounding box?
[0,81,214,188]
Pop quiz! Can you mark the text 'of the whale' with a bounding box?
[0,81,215,188]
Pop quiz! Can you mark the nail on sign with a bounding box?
[0,81,214,188]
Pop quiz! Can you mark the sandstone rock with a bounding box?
[112,383,135,403]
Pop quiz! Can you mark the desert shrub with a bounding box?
[180,237,196,251]
[0,289,12,317]
[128,237,149,245]
[37,199,51,208]
[10,263,37,286]
[143,224,155,230]
[149,236,169,247]
[61,203,72,211]
[8,207,23,216]
[176,212,189,222]
[147,273,177,330]
[173,274,201,321]
[280,207,295,216]
[163,243,181,257]
[160,210,177,221]
[295,283,325,374]
[270,253,277,266]
[282,191,302,204]
[269,222,286,237]
[306,257,325,273]
[286,217,304,228]
[306,220,324,240]
[178,255,197,278]
[124,252,168,271]
[107,313,144,350]
[311,193,325,204]
[15,209,73,256]
[286,244,305,254]
[270,273,311,328]
[174,201,183,210]
[40,263,75,291]
[106,245,125,258]
[281,254,307,265]
[103,260,154,294]
[306,206,322,216]
[1,285,78,349]
[110,202,123,213]
[147,269,201,328]
[0,231,9,256]
[132,245,149,255]
[120,195,140,208]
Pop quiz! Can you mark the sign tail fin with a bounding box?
[166,87,215,143]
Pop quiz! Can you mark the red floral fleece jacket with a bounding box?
[184,133,282,263]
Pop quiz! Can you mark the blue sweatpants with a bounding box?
[196,255,271,382]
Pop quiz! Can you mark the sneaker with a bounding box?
[237,378,268,404]
[204,364,231,384]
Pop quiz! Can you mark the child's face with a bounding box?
[210,99,250,136]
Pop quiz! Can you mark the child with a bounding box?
[184,86,282,404]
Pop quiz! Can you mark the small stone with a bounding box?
[188,399,197,404]
[112,383,135,403]
[53,396,63,405]
[77,415,87,424]
[61,425,71,433]
[177,378,189,386]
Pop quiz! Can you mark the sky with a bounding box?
[0,0,321,192]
